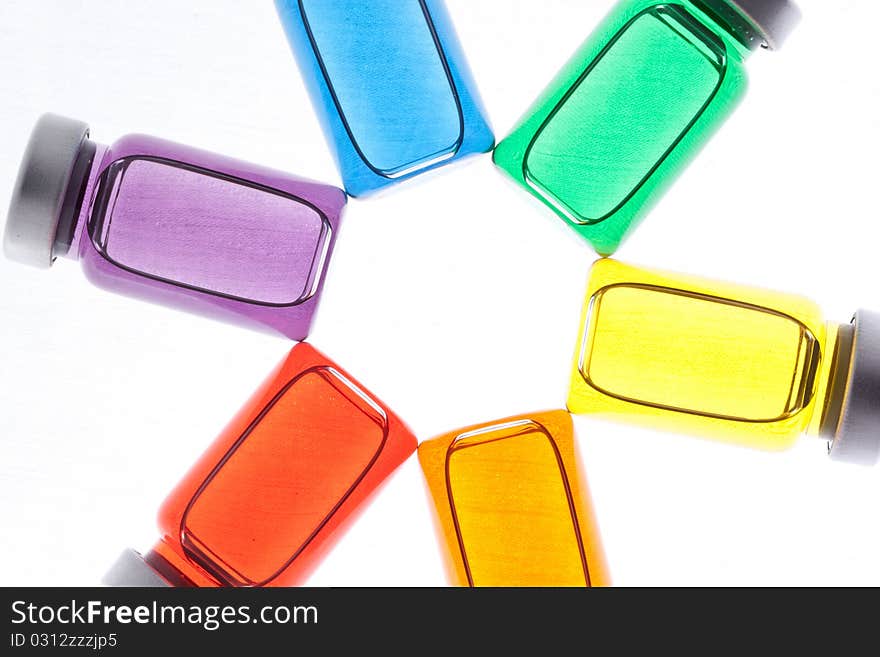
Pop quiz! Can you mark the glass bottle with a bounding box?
[103,343,417,587]
[275,0,494,197]
[418,410,609,586]
[569,259,880,465]
[493,0,801,255]
[4,114,346,340]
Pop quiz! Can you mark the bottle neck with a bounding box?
[690,0,761,56]
[815,321,855,441]
[146,539,216,587]
[102,548,171,587]
[52,139,107,262]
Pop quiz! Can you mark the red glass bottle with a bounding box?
[104,343,417,586]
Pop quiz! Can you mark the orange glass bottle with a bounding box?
[418,411,609,587]
[104,343,417,586]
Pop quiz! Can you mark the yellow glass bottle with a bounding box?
[568,259,880,464]
[418,410,610,587]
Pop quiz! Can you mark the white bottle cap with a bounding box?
[102,549,171,587]
[4,113,90,268]
[728,0,802,50]
[827,310,880,466]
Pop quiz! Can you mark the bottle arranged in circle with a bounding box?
[419,410,609,586]
[103,343,417,587]
[493,0,801,255]
[4,114,346,340]
[275,0,494,196]
[569,259,880,465]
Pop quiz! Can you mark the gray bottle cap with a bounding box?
[828,310,880,466]
[3,114,90,268]
[102,549,170,587]
[728,0,802,50]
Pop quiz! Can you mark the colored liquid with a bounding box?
[493,0,749,255]
[582,285,820,422]
[446,420,590,586]
[147,344,417,587]
[181,367,387,586]
[89,157,329,305]
[569,260,831,450]
[525,6,725,223]
[419,411,608,587]
[299,0,462,176]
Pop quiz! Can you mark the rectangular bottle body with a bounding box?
[568,260,828,450]
[77,135,345,340]
[493,0,748,255]
[276,0,494,196]
[152,343,417,587]
[418,411,609,587]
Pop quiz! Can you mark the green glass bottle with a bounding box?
[493,0,800,255]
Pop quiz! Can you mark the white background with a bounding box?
[0,0,878,586]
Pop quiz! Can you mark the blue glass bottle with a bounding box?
[275,0,494,196]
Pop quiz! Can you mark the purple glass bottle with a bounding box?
[3,114,345,340]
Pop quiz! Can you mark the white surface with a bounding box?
[0,0,878,587]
